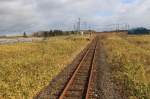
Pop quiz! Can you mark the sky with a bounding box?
[0,0,150,35]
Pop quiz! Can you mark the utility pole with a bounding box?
[116,24,120,32]
[77,18,81,33]
[89,24,92,36]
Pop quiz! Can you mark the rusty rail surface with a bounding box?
[58,36,98,99]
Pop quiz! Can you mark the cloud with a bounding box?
[0,0,47,34]
[0,0,150,34]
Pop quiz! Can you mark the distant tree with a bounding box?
[71,31,74,34]
[23,32,27,38]
[43,31,48,39]
[53,30,63,36]
[128,27,149,35]
[49,30,53,36]
[32,29,73,37]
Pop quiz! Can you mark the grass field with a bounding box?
[102,35,150,99]
[0,35,90,99]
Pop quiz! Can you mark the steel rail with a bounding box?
[85,37,98,99]
[58,36,98,99]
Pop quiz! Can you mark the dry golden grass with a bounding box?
[102,35,150,99]
[127,35,150,51]
[0,35,89,99]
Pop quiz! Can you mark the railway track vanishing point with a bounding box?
[58,36,99,99]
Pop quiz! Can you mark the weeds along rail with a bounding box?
[58,36,98,99]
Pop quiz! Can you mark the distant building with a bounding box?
[80,30,95,35]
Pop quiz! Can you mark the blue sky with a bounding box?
[0,0,150,34]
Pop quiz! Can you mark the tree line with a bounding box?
[32,30,78,37]
[128,27,150,35]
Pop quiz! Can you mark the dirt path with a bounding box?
[95,41,122,99]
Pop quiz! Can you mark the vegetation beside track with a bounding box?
[0,35,90,99]
[102,35,150,99]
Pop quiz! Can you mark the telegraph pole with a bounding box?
[77,18,81,33]
[116,24,120,32]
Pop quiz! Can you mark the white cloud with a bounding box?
[0,0,150,34]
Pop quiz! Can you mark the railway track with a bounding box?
[58,36,99,99]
